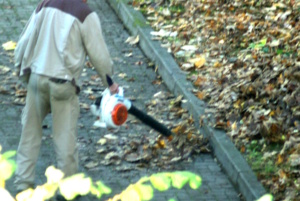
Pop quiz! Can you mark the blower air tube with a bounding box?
[128,104,173,138]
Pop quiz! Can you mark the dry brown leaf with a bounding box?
[171,124,186,134]
[196,91,206,100]
[193,76,207,87]
[276,154,285,165]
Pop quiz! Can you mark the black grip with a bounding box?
[128,105,172,137]
[106,74,113,87]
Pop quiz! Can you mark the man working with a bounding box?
[14,0,118,198]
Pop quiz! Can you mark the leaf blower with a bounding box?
[90,75,173,140]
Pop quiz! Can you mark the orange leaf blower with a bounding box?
[91,75,173,140]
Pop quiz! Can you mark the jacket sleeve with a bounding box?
[14,11,36,70]
[81,12,113,87]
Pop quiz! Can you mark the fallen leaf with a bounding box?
[193,76,207,87]
[181,45,198,52]
[276,154,284,165]
[188,56,206,68]
[0,65,10,74]
[2,41,16,51]
[97,138,107,145]
[83,88,93,95]
[125,35,139,45]
[195,91,206,100]
[84,161,98,169]
[290,154,300,167]
[150,29,171,37]
[104,152,120,161]
[118,73,127,78]
[104,134,118,141]
[125,153,141,163]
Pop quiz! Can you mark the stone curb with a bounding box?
[106,0,267,201]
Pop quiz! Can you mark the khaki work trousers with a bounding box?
[15,73,79,191]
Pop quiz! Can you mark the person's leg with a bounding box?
[15,74,50,191]
[50,81,79,177]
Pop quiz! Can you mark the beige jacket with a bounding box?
[14,0,113,87]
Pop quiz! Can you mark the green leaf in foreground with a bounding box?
[150,173,171,191]
[91,180,112,198]
[134,184,154,201]
[172,171,202,190]
[188,175,202,190]
[1,151,16,159]
[0,159,16,181]
[257,194,273,201]
[120,185,140,201]
[170,172,190,189]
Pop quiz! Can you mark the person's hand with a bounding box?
[109,83,119,94]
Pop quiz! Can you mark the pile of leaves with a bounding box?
[130,0,300,200]
[83,91,210,172]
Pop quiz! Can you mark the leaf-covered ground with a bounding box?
[82,90,210,170]
[131,0,300,200]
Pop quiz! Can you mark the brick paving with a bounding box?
[0,0,242,200]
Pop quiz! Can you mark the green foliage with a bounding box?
[248,38,267,50]
[257,194,273,201]
[0,145,272,201]
[109,171,202,201]
[0,146,16,188]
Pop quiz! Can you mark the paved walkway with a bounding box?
[0,0,242,200]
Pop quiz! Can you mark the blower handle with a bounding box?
[106,74,114,87]
[128,105,173,140]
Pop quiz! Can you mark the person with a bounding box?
[13,0,118,198]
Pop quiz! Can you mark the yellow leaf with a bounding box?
[150,174,171,191]
[16,188,34,201]
[231,121,237,131]
[171,125,186,134]
[276,154,284,165]
[0,179,4,188]
[0,160,15,181]
[2,41,17,51]
[45,166,64,184]
[213,61,222,68]
[171,172,189,189]
[120,185,141,201]
[269,110,276,117]
[189,56,206,68]
[134,184,153,201]
[256,194,273,201]
[0,188,15,201]
[189,175,202,189]
[27,185,57,201]
[40,183,58,200]
[157,139,165,148]
[59,173,92,200]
